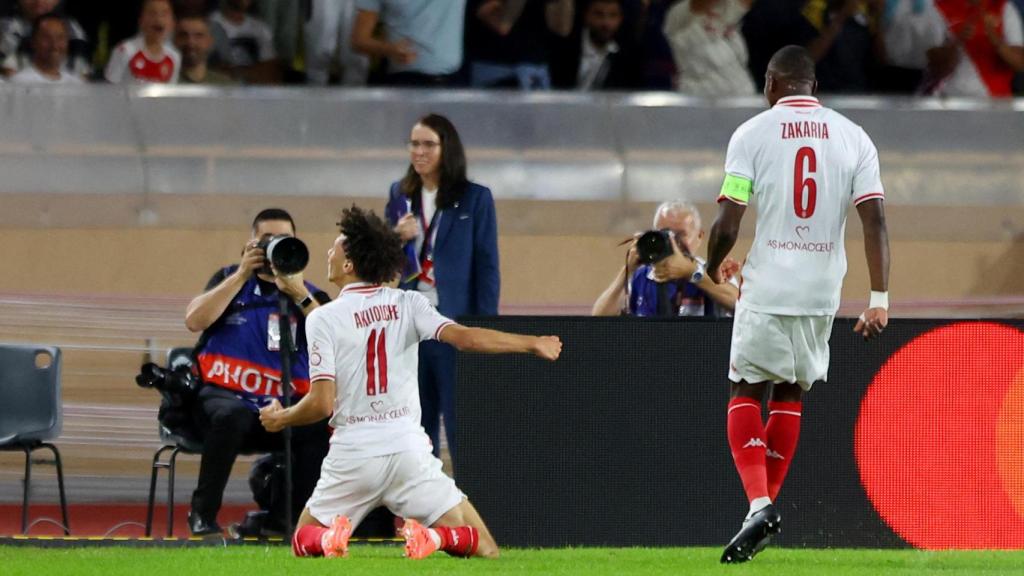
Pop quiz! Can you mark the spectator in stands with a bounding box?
[592,201,738,317]
[663,0,756,96]
[741,0,819,90]
[384,114,500,463]
[351,0,465,86]
[466,0,574,89]
[209,0,281,83]
[550,0,642,90]
[183,208,330,536]
[0,0,89,79]
[253,0,301,80]
[927,0,1024,97]
[305,0,369,85]
[623,0,677,89]
[105,0,180,84]
[175,14,235,84]
[9,12,82,83]
[802,0,887,93]
[877,0,950,92]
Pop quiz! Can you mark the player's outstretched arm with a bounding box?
[439,324,562,361]
[706,200,746,284]
[854,198,890,340]
[259,378,335,432]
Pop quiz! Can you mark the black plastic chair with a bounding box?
[144,346,201,537]
[0,345,70,535]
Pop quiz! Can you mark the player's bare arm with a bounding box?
[439,324,562,361]
[259,378,335,432]
[853,198,890,340]
[706,199,747,284]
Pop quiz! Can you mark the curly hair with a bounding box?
[337,205,406,285]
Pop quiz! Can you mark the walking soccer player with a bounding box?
[705,45,890,563]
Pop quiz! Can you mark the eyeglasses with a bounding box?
[407,140,441,151]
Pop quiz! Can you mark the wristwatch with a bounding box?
[689,260,705,284]
[298,294,314,308]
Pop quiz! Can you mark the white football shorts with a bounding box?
[727,304,835,391]
[306,446,465,528]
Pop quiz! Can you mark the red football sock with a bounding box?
[433,525,479,557]
[765,400,802,501]
[292,525,327,557]
[727,397,769,503]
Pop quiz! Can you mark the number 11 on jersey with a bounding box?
[366,328,388,395]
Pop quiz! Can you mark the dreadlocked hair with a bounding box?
[337,205,406,285]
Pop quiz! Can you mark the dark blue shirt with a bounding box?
[627,264,726,318]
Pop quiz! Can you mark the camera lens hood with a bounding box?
[266,236,309,275]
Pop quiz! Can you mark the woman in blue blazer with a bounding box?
[385,113,500,462]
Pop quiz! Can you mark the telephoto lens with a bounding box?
[263,235,309,275]
[634,229,675,265]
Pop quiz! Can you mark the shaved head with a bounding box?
[767,45,816,83]
[764,45,817,107]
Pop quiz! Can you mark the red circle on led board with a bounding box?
[854,322,1024,549]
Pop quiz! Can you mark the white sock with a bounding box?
[428,528,442,548]
[746,497,772,520]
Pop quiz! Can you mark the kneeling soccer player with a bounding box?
[259,205,562,559]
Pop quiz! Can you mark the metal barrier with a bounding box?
[1,85,1021,215]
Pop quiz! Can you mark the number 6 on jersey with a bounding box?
[793,146,817,219]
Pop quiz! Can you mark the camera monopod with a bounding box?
[276,292,296,538]
[269,235,309,538]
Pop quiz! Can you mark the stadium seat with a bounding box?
[0,344,70,535]
[144,347,201,538]
[143,347,283,538]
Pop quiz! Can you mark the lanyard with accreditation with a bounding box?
[417,208,440,287]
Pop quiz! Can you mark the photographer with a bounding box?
[182,208,330,536]
[592,201,738,317]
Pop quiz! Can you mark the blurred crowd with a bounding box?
[1,0,1021,96]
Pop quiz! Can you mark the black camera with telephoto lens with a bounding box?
[135,362,200,401]
[257,234,309,276]
[635,229,676,265]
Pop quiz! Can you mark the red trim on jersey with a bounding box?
[854,192,885,205]
[776,96,821,109]
[310,374,335,382]
[434,321,455,341]
[717,194,748,206]
[341,283,383,295]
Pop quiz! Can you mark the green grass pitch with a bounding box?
[3,545,1024,575]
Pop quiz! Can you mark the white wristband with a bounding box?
[869,291,889,310]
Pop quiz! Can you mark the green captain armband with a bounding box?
[719,174,752,205]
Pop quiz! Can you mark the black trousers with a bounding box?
[190,384,329,523]
[418,339,457,461]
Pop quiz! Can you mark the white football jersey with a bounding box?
[721,95,884,316]
[305,283,454,459]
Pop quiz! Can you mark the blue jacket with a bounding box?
[385,181,500,318]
